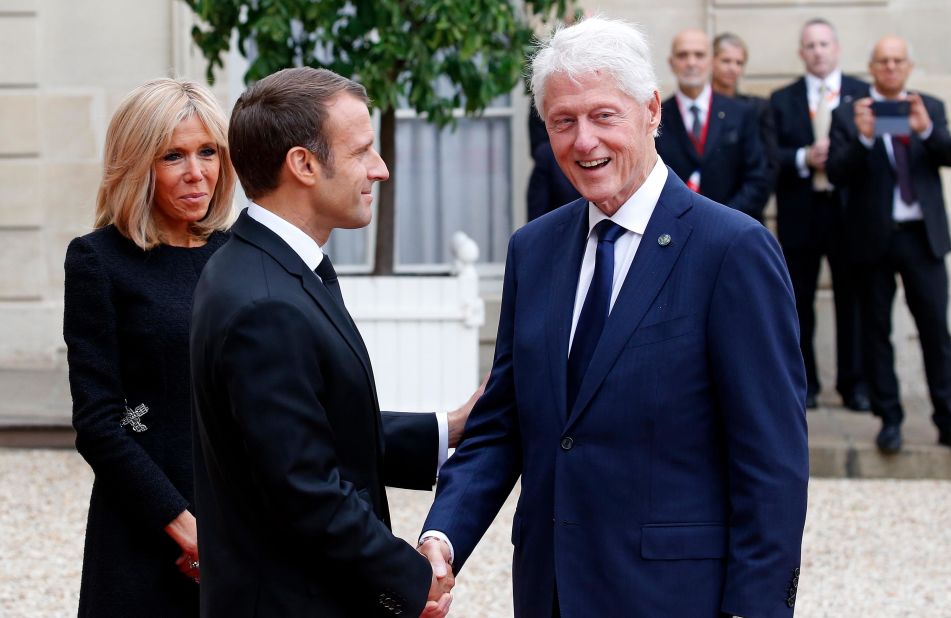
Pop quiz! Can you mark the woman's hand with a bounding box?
[165,509,201,582]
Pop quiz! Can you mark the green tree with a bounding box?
[183,0,571,274]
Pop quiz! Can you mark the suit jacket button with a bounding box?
[560,436,574,450]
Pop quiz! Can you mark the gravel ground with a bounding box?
[2,449,949,617]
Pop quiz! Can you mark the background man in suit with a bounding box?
[827,36,951,453]
[655,28,770,222]
[527,141,582,221]
[711,32,779,188]
[418,16,808,618]
[190,67,468,617]
[770,19,870,411]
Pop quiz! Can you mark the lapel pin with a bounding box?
[658,234,672,247]
[718,111,725,119]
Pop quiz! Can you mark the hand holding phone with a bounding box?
[870,100,911,137]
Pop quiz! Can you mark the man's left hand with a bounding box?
[908,92,932,135]
[447,373,488,448]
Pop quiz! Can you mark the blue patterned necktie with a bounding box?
[567,220,626,410]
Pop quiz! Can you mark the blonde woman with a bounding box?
[63,78,235,617]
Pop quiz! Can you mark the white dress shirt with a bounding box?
[246,203,450,469]
[569,158,668,349]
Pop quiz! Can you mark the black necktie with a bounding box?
[314,255,345,308]
[567,220,626,410]
[891,136,918,204]
[689,104,703,140]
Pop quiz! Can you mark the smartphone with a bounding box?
[871,100,911,137]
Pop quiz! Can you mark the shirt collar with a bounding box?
[805,69,842,95]
[586,156,668,236]
[675,83,712,113]
[246,202,325,271]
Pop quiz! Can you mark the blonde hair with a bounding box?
[95,78,236,249]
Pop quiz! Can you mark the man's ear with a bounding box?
[283,146,318,187]
[648,90,662,130]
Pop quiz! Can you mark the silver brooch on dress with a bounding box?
[120,401,149,432]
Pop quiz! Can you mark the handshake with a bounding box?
[416,536,455,617]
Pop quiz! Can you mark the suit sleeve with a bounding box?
[63,237,189,530]
[758,98,781,190]
[726,107,770,220]
[707,224,809,618]
[770,92,804,174]
[826,103,869,186]
[920,97,951,167]
[381,411,437,490]
[217,298,431,613]
[422,234,523,571]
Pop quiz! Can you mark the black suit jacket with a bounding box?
[827,92,951,263]
[527,142,581,221]
[770,74,868,250]
[737,93,779,190]
[656,92,769,221]
[190,211,436,617]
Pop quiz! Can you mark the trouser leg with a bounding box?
[857,259,903,425]
[893,227,951,433]
[784,247,823,397]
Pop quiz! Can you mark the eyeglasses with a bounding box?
[872,57,908,67]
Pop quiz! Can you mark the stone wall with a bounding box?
[0,0,230,368]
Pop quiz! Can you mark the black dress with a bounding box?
[64,225,227,617]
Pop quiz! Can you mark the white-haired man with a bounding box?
[419,16,808,618]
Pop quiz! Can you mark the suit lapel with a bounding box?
[701,95,725,163]
[566,174,693,428]
[547,200,590,423]
[232,211,377,393]
[792,78,814,142]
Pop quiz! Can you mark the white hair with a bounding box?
[530,15,659,117]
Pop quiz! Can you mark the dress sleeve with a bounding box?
[64,236,189,530]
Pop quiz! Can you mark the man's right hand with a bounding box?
[420,592,452,617]
[418,536,455,609]
[806,138,830,170]
[853,97,876,140]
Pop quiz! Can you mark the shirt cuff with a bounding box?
[795,147,810,178]
[435,411,449,475]
[918,122,934,141]
[859,133,875,149]
[419,530,455,564]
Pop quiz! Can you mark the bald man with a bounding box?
[827,35,951,453]
[655,28,770,221]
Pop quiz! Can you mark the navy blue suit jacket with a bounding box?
[656,93,770,221]
[424,170,808,617]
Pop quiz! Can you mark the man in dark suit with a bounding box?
[771,18,870,411]
[711,32,779,188]
[828,35,951,453]
[527,141,582,221]
[190,68,463,617]
[655,28,770,222]
[418,16,808,617]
